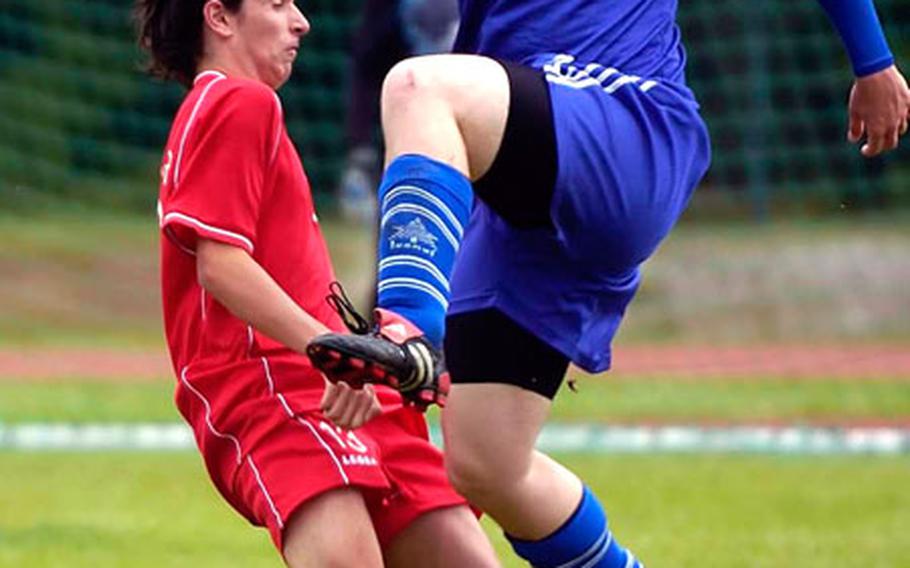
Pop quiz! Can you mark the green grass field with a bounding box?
[1,452,908,567]
[1,213,908,566]
[1,377,908,566]
[1,377,909,424]
[2,211,909,347]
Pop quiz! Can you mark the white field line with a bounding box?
[0,423,908,455]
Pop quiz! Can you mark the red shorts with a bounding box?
[175,354,468,551]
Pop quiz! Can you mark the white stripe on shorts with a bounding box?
[247,454,284,529]
[179,366,243,465]
[259,357,350,485]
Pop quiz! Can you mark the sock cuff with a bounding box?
[379,154,474,214]
[507,486,608,566]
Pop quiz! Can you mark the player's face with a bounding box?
[231,0,309,88]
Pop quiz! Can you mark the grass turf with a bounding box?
[2,211,910,347]
[0,452,907,567]
[2,209,908,567]
[1,378,908,424]
[0,212,372,347]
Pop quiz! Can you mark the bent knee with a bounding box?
[445,451,485,498]
[382,60,418,99]
[383,58,440,104]
[445,446,528,502]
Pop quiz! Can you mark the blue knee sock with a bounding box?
[507,486,644,568]
[376,154,473,348]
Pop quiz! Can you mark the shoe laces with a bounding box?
[325,281,371,335]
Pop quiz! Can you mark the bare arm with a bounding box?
[197,238,329,351]
[197,238,380,429]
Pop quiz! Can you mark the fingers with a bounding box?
[320,376,341,410]
[342,385,381,430]
[862,125,900,157]
[322,381,355,427]
[847,115,864,144]
[322,381,381,430]
[861,132,882,157]
[361,384,382,423]
[337,386,367,428]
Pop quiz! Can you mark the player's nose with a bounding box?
[291,5,310,37]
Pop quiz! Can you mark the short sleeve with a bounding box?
[160,81,282,254]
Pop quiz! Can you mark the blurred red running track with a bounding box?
[0,345,908,381]
[611,345,910,380]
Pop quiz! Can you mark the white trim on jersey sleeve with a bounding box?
[174,75,226,188]
[161,210,255,254]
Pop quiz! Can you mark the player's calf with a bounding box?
[507,486,646,568]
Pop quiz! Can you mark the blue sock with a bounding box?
[507,486,644,568]
[376,154,473,348]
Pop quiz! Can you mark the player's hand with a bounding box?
[320,378,381,430]
[847,65,910,157]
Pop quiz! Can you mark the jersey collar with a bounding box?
[193,70,227,85]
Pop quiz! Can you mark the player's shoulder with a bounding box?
[208,76,282,114]
[189,74,282,128]
[179,76,284,143]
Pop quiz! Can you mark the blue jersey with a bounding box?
[447,0,710,372]
[454,0,689,85]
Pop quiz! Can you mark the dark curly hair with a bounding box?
[134,0,243,87]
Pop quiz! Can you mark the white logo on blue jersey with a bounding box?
[544,54,658,95]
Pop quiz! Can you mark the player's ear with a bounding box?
[203,0,235,39]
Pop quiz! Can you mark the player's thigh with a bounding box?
[442,383,551,479]
[441,308,569,479]
[384,505,500,568]
[283,487,383,568]
[383,54,510,179]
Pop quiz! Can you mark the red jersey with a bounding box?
[158,71,350,405]
[159,71,344,366]
[154,74,464,550]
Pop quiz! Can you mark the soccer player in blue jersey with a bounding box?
[309,1,910,566]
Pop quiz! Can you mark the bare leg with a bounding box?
[377,53,584,540]
[380,54,511,179]
[385,505,501,568]
[442,384,584,540]
[282,488,383,568]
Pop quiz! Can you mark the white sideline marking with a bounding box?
[0,424,908,455]
[0,423,194,451]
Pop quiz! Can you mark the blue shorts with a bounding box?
[448,54,711,372]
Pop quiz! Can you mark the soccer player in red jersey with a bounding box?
[135,1,500,566]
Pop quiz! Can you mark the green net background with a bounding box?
[0,0,908,215]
